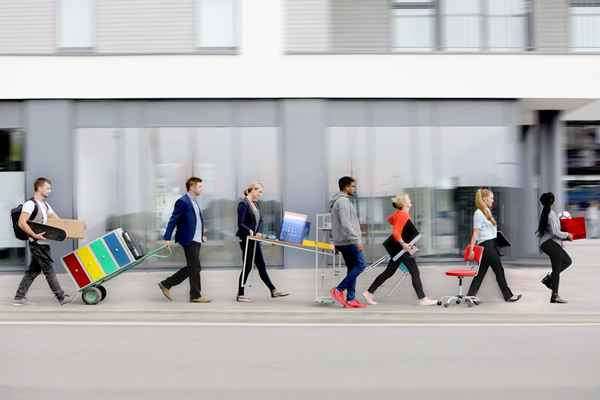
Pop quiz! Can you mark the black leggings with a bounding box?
[367,253,426,299]
[540,239,572,295]
[467,239,514,301]
[237,238,276,296]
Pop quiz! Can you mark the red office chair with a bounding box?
[438,245,483,308]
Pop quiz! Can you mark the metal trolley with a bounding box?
[61,228,171,305]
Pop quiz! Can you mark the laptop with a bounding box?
[382,220,422,261]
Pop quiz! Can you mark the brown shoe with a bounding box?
[158,283,173,301]
[190,296,212,303]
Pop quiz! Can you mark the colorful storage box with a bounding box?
[61,228,136,289]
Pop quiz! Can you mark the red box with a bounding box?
[560,217,587,240]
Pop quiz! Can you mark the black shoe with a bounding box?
[507,294,522,302]
[541,274,553,291]
[551,295,568,304]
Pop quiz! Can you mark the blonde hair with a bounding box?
[392,194,410,210]
[244,182,263,197]
[475,188,496,226]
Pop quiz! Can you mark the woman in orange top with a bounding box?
[363,194,437,306]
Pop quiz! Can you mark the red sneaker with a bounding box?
[345,299,368,308]
[330,288,346,306]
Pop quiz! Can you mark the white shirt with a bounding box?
[473,209,497,244]
[22,199,55,244]
[188,194,203,243]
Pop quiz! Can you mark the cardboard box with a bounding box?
[46,218,86,239]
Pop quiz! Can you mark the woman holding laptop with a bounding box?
[362,194,437,306]
[466,189,522,303]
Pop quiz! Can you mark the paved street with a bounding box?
[1,323,599,400]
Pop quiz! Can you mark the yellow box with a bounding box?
[76,246,106,282]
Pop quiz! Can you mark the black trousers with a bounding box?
[15,242,65,301]
[540,239,572,295]
[161,241,202,300]
[367,253,426,299]
[238,238,276,296]
[467,239,514,301]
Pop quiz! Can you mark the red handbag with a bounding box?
[560,217,587,240]
[463,245,484,265]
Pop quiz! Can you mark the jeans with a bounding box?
[15,242,65,301]
[335,244,368,301]
[161,241,202,300]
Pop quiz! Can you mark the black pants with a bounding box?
[161,241,202,300]
[540,239,572,295]
[467,239,514,301]
[367,253,426,299]
[238,238,276,296]
[15,242,65,301]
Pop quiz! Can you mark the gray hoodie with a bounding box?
[329,192,362,246]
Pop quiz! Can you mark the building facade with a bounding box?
[0,0,599,270]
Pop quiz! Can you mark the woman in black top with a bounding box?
[236,182,289,302]
[537,192,573,303]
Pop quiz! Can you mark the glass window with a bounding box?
[392,0,436,51]
[442,0,482,51]
[57,0,95,49]
[0,129,25,267]
[570,1,600,52]
[487,0,528,51]
[195,0,238,48]
[76,126,282,268]
[327,123,520,259]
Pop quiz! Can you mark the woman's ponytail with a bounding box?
[537,192,555,238]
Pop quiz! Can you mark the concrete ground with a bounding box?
[0,239,598,324]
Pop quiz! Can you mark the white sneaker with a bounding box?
[419,297,437,306]
[362,291,377,305]
[13,297,32,306]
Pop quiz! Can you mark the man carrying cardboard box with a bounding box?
[12,177,72,306]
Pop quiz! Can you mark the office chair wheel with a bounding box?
[456,299,461,304]
[443,303,449,308]
[437,300,442,306]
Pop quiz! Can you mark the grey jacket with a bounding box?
[539,210,570,246]
[329,192,362,246]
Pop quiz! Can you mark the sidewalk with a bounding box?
[0,240,598,324]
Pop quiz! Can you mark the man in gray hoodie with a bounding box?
[329,176,368,308]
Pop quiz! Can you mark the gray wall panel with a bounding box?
[96,0,194,53]
[235,101,279,126]
[0,102,23,128]
[285,0,330,52]
[327,101,369,126]
[330,0,390,52]
[143,101,234,127]
[281,100,328,268]
[0,0,55,54]
[25,100,74,269]
[75,101,117,127]
[533,0,569,52]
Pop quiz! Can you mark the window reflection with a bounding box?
[76,126,282,268]
[327,125,520,259]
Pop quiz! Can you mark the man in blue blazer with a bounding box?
[158,177,211,303]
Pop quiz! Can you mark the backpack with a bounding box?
[10,198,45,240]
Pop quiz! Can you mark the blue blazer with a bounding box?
[236,198,263,239]
[163,195,205,247]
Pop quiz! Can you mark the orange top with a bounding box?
[388,210,410,242]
